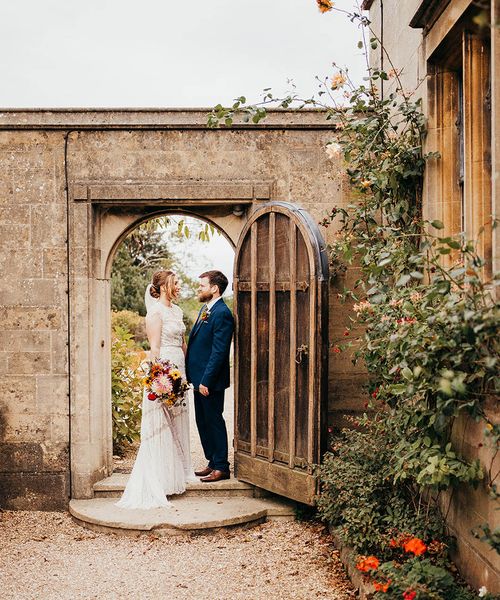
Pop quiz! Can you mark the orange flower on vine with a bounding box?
[317,0,333,13]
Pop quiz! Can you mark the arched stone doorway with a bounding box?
[69,199,247,500]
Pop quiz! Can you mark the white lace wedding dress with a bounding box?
[115,300,194,510]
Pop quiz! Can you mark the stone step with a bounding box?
[69,496,296,537]
[93,473,259,498]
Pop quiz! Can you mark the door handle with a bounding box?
[295,344,309,364]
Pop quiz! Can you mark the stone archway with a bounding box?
[69,199,250,499]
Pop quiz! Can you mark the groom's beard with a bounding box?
[197,291,213,303]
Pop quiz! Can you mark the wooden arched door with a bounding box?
[233,202,329,505]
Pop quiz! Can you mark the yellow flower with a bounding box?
[170,370,181,380]
[317,0,333,13]
[360,179,372,189]
[331,73,346,90]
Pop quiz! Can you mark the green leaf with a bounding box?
[396,274,411,287]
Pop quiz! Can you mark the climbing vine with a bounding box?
[207,0,500,581]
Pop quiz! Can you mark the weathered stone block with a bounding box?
[2,414,51,442]
[0,204,30,224]
[50,414,69,440]
[50,331,68,375]
[0,307,61,330]
[0,442,43,472]
[0,472,68,510]
[0,224,30,247]
[39,440,69,471]
[0,375,36,414]
[0,331,50,353]
[0,279,56,306]
[31,203,67,247]
[0,248,43,278]
[36,375,68,414]
[7,351,51,375]
[42,247,67,277]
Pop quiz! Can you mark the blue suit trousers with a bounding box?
[194,389,229,473]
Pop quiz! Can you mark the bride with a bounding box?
[116,270,194,509]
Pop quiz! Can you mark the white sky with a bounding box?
[0,0,365,107]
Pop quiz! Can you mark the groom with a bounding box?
[186,270,234,482]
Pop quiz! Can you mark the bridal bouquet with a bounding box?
[142,359,189,409]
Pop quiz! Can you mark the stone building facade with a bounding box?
[0,109,362,511]
[364,0,500,591]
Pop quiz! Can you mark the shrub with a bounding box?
[111,310,148,348]
[316,421,446,560]
[111,325,145,455]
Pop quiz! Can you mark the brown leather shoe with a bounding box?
[200,469,230,483]
[194,466,213,477]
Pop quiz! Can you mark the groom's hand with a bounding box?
[199,384,209,396]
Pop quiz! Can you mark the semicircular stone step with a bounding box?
[69,496,295,537]
[93,473,260,499]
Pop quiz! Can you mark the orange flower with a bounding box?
[356,555,380,572]
[373,580,390,592]
[317,0,333,13]
[403,537,427,556]
[389,538,398,548]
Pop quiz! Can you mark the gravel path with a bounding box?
[0,511,355,600]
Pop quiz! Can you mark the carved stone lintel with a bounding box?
[71,180,273,204]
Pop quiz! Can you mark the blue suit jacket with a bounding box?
[186,299,234,391]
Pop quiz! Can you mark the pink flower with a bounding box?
[152,375,173,395]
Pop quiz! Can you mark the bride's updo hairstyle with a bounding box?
[150,270,177,300]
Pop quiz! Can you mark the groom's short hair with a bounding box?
[200,270,229,295]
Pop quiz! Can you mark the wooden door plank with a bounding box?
[250,222,258,458]
[307,272,316,469]
[268,212,276,462]
[236,452,317,505]
[233,276,239,455]
[288,221,297,468]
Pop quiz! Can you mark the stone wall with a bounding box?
[0,110,365,509]
[0,131,70,509]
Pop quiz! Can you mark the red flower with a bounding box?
[389,538,398,548]
[371,387,379,398]
[147,392,157,401]
[373,580,390,592]
[356,555,380,572]
[333,346,341,353]
[403,591,416,600]
[403,537,426,556]
[343,329,350,336]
